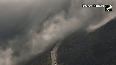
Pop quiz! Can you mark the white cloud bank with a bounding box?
[0,0,116,65]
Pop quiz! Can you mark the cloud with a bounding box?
[0,48,14,65]
[0,0,115,65]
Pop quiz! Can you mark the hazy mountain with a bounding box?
[27,52,51,65]
[27,17,116,65]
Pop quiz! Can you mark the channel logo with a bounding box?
[82,4,112,12]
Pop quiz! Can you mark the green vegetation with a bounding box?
[57,18,116,65]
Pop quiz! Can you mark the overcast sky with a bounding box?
[0,0,116,65]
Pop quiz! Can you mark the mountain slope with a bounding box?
[57,18,116,65]
[27,52,51,65]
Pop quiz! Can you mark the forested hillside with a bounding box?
[57,18,116,65]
